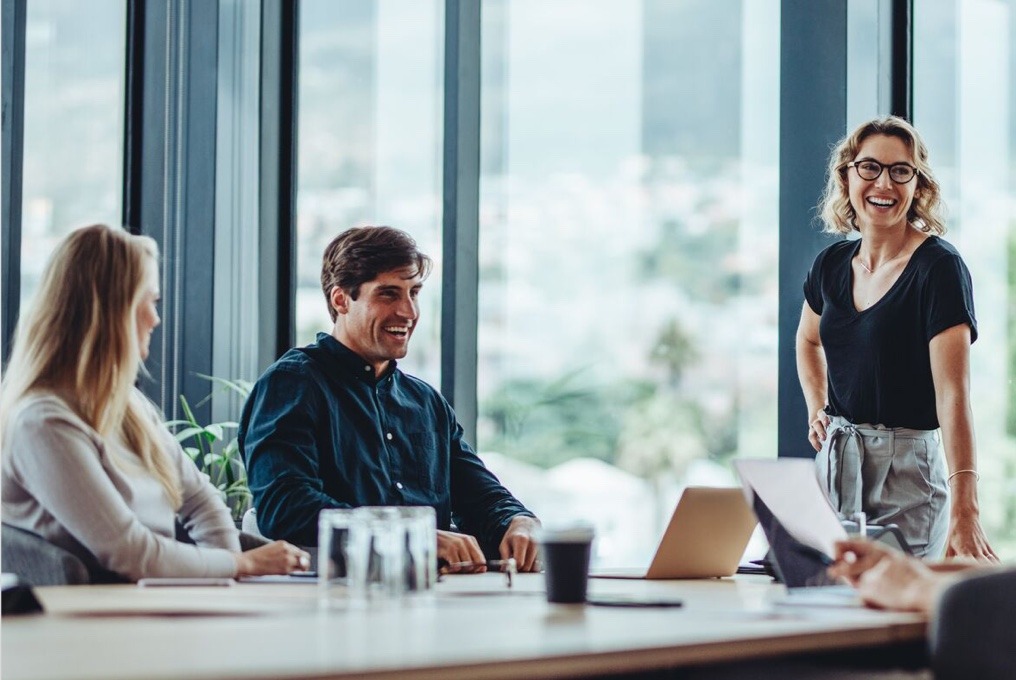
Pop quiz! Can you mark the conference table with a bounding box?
[2,573,927,680]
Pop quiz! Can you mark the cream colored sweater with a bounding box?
[2,391,240,580]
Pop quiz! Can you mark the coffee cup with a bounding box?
[538,523,595,604]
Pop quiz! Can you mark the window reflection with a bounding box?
[20,0,125,309]
[296,0,443,385]
[915,0,1016,559]
[477,0,781,567]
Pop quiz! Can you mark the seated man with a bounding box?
[239,226,539,571]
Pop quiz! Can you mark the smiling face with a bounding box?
[847,134,918,233]
[135,259,161,361]
[331,267,422,375]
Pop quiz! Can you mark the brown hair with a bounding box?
[320,226,433,321]
[818,115,946,235]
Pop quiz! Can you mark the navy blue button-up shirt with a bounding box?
[239,333,533,555]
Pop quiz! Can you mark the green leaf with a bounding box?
[204,424,225,441]
[172,426,206,442]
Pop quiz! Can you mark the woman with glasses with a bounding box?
[1,224,312,581]
[795,116,995,561]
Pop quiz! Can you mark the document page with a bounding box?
[734,459,847,558]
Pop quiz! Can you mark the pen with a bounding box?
[441,559,516,571]
[439,557,518,588]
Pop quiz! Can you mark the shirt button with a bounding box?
[386,432,393,440]
[395,482,404,490]
[364,365,371,372]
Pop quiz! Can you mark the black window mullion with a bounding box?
[259,0,299,366]
[1,0,26,366]
[122,0,145,235]
[890,0,913,120]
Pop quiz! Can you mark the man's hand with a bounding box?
[437,530,486,572]
[499,515,541,573]
[828,539,953,613]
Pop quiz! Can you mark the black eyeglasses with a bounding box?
[843,160,918,184]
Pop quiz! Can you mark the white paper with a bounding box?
[734,458,848,558]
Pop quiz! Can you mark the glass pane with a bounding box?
[915,0,1016,559]
[20,0,125,309]
[478,0,781,567]
[296,0,444,385]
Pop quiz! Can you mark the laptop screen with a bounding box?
[749,491,840,588]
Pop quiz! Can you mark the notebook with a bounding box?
[591,486,757,580]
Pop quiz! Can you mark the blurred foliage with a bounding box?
[482,309,740,477]
[481,369,654,469]
[636,216,741,303]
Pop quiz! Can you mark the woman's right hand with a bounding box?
[808,408,830,452]
[234,540,311,577]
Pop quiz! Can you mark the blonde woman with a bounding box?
[796,116,995,561]
[1,224,310,581]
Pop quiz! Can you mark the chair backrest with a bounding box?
[931,568,1016,680]
[1,523,90,586]
[2,521,270,587]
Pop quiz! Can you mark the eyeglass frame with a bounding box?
[842,160,919,184]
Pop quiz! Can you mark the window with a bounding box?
[477,0,781,566]
[296,0,444,385]
[914,0,1016,558]
[19,0,125,310]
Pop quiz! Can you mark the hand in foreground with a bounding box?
[807,408,830,452]
[499,515,541,573]
[234,540,311,577]
[828,539,950,613]
[945,512,998,563]
[437,530,487,573]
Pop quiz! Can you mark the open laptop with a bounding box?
[591,487,757,580]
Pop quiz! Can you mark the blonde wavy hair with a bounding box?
[818,115,946,235]
[0,224,181,508]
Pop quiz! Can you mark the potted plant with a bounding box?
[166,375,253,523]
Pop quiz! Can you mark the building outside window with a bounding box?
[296,0,444,386]
[476,0,780,566]
[914,0,1016,558]
[18,0,125,311]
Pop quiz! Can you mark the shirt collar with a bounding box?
[314,332,397,382]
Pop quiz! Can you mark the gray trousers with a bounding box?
[816,415,948,558]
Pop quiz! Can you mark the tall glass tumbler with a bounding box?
[359,506,406,600]
[398,506,437,593]
[318,508,369,605]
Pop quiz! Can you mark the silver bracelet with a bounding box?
[947,468,980,482]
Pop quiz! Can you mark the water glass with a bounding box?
[398,506,437,593]
[318,508,369,604]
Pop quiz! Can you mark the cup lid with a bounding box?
[537,522,595,543]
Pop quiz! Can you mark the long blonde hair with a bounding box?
[818,115,946,235]
[1,224,181,508]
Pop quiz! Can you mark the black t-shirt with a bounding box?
[803,236,977,429]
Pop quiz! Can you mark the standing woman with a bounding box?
[796,116,995,560]
[1,224,310,580]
